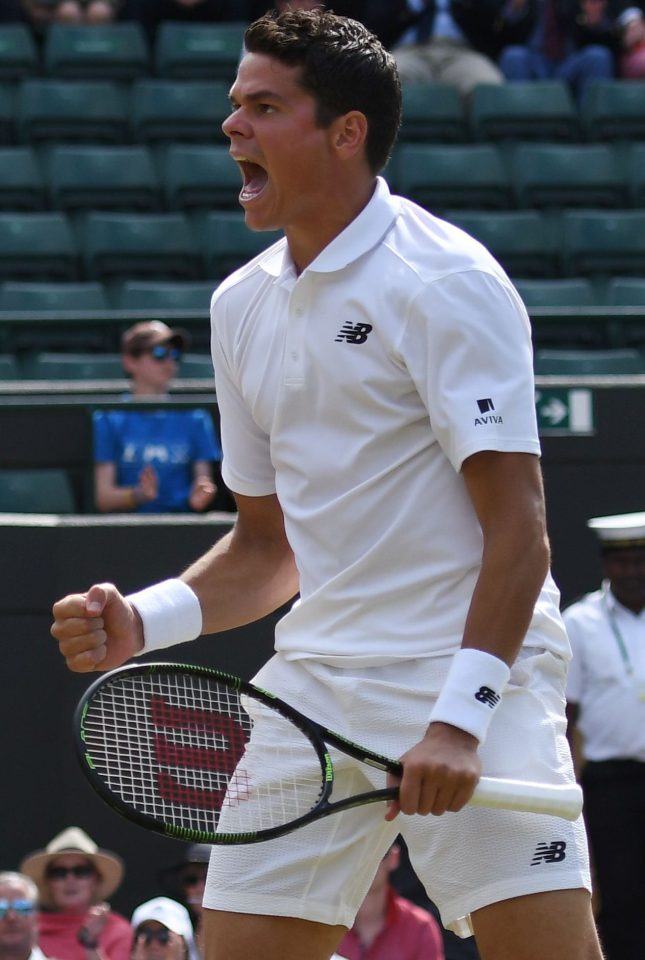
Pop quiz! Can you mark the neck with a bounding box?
[352,885,388,948]
[131,384,168,397]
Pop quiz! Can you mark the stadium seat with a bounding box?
[0,24,39,81]
[46,145,161,212]
[43,23,150,80]
[21,351,124,379]
[194,211,282,278]
[444,209,556,278]
[17,79,129,144]
[0,212,78,280]
[581,80,645,141]
[0,281,109,311]
[394,143,512,211]
[561,209,645,278]
[470,81,578,141]
[130,80,231,143]
[0,353,20,379]
[625,142,645,207]
[178,353,215,380]
[605,277,645,306]
[0,85,14,144]
[154,21,247,81]
[0,468,76,513]
[510,143,626,209]
[534,348,645,375]
[116,280,216,310]
[398,83,468,142]
[160,143,242,211]
[79,211,200,282]
[513,278,597,308]
[0,147,46,210]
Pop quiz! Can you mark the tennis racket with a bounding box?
[74,662,583,845]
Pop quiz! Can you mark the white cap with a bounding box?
[587,511,645,547]
[131,897,194,941]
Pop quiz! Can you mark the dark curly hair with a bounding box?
[243,9,401,174]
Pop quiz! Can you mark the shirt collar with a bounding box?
[259,176,400,280]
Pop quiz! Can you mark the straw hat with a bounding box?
[20,827,124,906]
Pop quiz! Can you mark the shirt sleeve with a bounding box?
[399,269,541,471]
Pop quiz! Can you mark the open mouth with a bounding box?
[238,159,268,202]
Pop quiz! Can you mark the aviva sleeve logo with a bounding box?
[335,322,373,344]
[475,397,503,426]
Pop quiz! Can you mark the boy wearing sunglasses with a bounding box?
[131,900,194,960]
[93,321,222,514]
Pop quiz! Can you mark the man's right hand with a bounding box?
[51,582,144,673]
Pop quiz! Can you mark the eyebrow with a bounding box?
[228,88,289,107]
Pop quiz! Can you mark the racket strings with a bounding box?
[82,672,326,838]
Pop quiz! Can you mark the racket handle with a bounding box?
[470,777,583,821]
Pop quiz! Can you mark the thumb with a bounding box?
[85,584,109,616]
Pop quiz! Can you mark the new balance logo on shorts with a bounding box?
[335,322,373,344]
[531,841,567,865]
[474,686,500,709]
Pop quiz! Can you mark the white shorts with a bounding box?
[203,649,591,936]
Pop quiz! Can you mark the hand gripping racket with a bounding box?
[74,662,583,844]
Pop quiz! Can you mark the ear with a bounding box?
[330,110,368,161]
[121,354,137,377]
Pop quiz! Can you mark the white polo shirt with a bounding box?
[564,585,645,761]
[210,177,569,664]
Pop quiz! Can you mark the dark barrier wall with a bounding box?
[2,382,645,915]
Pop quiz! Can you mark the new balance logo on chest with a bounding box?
[531,841,567,865]
[335,322,373,344]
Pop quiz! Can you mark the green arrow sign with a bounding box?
[535,388,594,435]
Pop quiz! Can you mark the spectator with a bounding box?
[336,844,444,960]
[391,0,537,99]
[92,321,221,514]
[130,900,195,960]
[499,0,619,103]
[21,0,122,27]
[120,0,249,42]
[563,510,645,960]
[19,828,132,960]
[0,872,48,960]
[616,4,645,76]
[158,847,210,959]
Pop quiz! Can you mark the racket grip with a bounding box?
[470,777,583,821]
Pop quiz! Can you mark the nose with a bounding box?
[222,105,250,141]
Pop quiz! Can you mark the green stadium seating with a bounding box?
[399,83,468,142]
[0,24,39,81]
[43,23,150,80]
[625,142,645,206]
[130,80,231,143]
[179,353,215,379]
[510,143,626,209]
[0,85,14,144]
[470,81,578,141]
[0,147,46,210]
[116,280,216,310]
[605,277,645,306]
[561,209,645,278]
[534,348,645,375]
[46,145,161,212]
[0,353,20,379]
[194,211,282,278]
[394,143,512,211]
[17,80,129,144]
[444,209,556,277]
[79,211,199,282]
[0,468,76,512]
[21,351,123,379]
[0,212,78,280]
[160,143,242,211]
[581,81,645,141]
[154,21,247,81]
[514,278,597,308]
[0,281,109,311]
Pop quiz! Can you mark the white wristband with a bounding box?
[127,579,203,656]
[429,648,510,745]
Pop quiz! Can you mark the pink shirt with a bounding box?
[38,910,133,960]
[337,889,445,960]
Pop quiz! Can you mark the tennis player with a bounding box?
[51,9,603,960]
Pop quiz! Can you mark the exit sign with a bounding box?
[535,388,594,435]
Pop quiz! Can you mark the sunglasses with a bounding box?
[0,900,35,919]
[148,345,182,362]
[136,929,172,946]
[46,865,95,880]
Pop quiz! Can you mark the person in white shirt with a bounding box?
[564,511,645,960]
[0,873,48,960]
[51,8,601,960]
